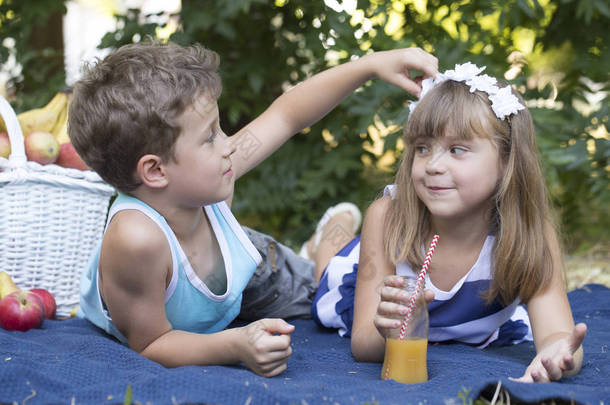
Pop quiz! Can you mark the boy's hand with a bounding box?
[367,47,438,97]
[239,318,295,377]
[373,275,434,338]
[512,323,587,383]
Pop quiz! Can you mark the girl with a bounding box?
[311,63,587,383]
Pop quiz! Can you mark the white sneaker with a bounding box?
[298,202,362,260]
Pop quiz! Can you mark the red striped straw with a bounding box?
[398,234,439,340]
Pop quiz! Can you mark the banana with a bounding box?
[54,116,69,144]
[0,271,20,299]
[51,101,68,139]
[17,92,68,136]
[51,92,71,142]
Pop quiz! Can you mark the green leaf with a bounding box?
[123,385,132,405]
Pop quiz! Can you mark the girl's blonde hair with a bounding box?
[384,80,563,305]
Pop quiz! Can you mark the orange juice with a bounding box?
[381,338,428,384]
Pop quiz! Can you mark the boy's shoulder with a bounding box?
[101,209,170,266]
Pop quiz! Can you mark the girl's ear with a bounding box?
[136,154,168,189]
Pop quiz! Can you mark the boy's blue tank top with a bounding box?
[78,193,262,344]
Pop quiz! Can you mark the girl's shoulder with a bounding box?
[365,195,392,219]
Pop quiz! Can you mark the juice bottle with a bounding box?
[381,338,428,384]
[381,277,429,384]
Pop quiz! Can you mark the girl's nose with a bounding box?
[425,148,447,174]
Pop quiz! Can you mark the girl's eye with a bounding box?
[415,145,429,154]
[450,146,467,155]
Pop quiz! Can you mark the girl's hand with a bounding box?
[373,275,434,338]
[366,47,438,97]
[238,318,294,377]
[512,323,587,383]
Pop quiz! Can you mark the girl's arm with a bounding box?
[229,47,437,180]
[514,266,587,382]
[351,197,397,362]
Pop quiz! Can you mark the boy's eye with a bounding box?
[206,128,218,143]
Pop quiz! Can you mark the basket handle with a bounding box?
[0,95,26,166]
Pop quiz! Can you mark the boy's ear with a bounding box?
[136,154,168,188]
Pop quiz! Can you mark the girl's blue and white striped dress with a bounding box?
[312,185,532,348]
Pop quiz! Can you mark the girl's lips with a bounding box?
[224,168,233,177]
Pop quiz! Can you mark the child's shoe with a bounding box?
[299,202,362,260]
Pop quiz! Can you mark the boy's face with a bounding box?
[164,95,236,207]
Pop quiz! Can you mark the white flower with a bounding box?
[444,62,486,82]
[409,75,443,116]
[419,76,437,100]
[466,74,498,94]
[408,99,419,116]
[489,86,525,119]
[407,62,525,121]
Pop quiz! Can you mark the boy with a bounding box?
[70,41,437,377]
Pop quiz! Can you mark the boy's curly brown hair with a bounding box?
[69,41,221,192]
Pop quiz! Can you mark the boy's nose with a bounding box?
[223,132,236,157]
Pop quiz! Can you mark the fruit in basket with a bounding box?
[17,92,69,135]
[29,288,57,319]
[0,132,9,158]
[0,290,45,331]
[25,130,60,164]
[51,91,71,144]
[55,141,88,170]
[0,272,20,299]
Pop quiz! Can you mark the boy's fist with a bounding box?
[239,318,294,377]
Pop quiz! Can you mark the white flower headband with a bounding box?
[409,62,525,121]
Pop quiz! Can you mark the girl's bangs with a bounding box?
[405,81,494,144]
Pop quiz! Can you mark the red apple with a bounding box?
[24,130,59,165]
[0,132,10,159]
[29,288,56,319]
[55,142,88,170]
[0,290,45,331]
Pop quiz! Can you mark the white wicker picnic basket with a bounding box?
[0,95,115,317]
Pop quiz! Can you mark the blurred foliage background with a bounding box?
[1,0,608,254]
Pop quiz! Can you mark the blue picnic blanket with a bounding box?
[0,284,608,404]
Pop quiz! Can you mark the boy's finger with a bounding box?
[261,318,295,334]
[262,361,288,378]
[394,76,422,97]
[262,333,292,352]
[263,344,293,363]
[407,49,438,78]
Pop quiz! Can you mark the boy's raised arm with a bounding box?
[229,47,438,180]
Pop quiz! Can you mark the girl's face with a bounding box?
[164,95,236,208]
[411,131,502,222]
